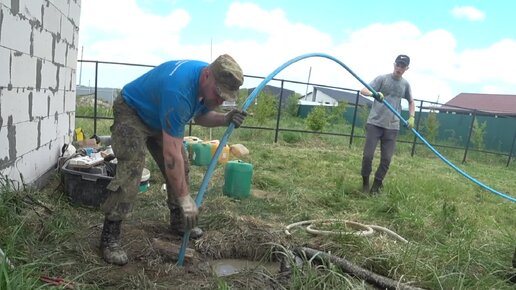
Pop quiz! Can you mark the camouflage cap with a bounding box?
[209,54,243,101]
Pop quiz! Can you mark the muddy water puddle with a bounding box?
[209,259,279,277]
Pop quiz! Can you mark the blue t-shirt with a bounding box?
[121,60,210,137]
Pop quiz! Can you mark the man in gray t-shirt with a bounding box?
[359,54,416,193]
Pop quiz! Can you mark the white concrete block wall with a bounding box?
[21,0,43,24]
[0,0,81,186]
[0,90,30,124]
[32,29,54,62]
[1,9,32,54]
[14,121,39,155]
[10,53,36,88]
[0,47,10,85]
[40,59,58,90]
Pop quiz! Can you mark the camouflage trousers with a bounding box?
[101,96,189,221]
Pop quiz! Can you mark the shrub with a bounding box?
[424,111,440,143]
[471,118,487,150]
[251,93,277,125]
[306,106,328,131]
[286,94,301,117]
[327,102,347,125]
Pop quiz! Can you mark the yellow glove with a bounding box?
[372,92,384,102]
[407,116,415,129]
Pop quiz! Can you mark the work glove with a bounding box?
[372,92,384,103]
[407,115,415,129]
[177,194,199,229]
[224,109,247,128]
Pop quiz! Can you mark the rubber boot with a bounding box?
[100,218,128,266]
[369,178,383,194]
[170,207,203,239]
[361,176,370,193]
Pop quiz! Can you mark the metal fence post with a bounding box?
[410,100,424,157]
[462,110,477,164]
[274,80,285,143]
[349,91,360,148]
[507,129,516,167]
[93,61,99,136]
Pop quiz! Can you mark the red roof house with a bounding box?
[438,93,516,116]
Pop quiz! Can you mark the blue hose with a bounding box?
[177,52,515,266]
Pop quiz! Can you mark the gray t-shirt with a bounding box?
[367,73,413,130]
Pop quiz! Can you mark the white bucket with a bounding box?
[139,168,150,192]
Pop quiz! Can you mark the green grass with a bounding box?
[1,112,515,289]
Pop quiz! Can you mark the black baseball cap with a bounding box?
[395,55,410,66]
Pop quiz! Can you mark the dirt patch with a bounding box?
[76,216,292,289]
[251,189,276,199]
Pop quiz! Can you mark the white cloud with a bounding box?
[451,6,486,21]
[79,0,191,64]
[78,2,515,105]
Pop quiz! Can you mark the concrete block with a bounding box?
[20,0,43,25]
[1,1,11,9]
[68,0,81,27]
[0,124,10,158]
[1,8,32,54]
[0,89,30,124]
[50,0,68,17]
[15,120,39,155]
[40,59,58,91]
[64,90,76,112]
[10,53,36,89]
[0,47,10,87]
[53,37,67,65]
[30,90,51,118]
[60,17,75,45]
[66,44,78,68]
[11,142,60,185]
[32,28,53,61]
[42,2,61,36]
[40,115,58,145]
[56,65,66,92]
[49,90,64,115]
[56,111,72,140]
[61,66,76,91]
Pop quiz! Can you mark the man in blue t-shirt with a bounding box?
[360,54,415,194]
[99,54,247,266]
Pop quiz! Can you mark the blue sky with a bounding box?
[78,0,516,104]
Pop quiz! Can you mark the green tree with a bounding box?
[252,93,277,125]
[236,88,248,108]
[471,118,487,150]
[306,105,328,131]
[358,105,370,129]
[285,93,301,117]
[423,111,440,143]
[328,102,347,125]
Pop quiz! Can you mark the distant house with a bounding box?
[76,85,118,104]
[247,85,297,110]
[300,86,372,107]
[437,93,516,117]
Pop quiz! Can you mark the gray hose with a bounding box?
[285,219,408,243]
